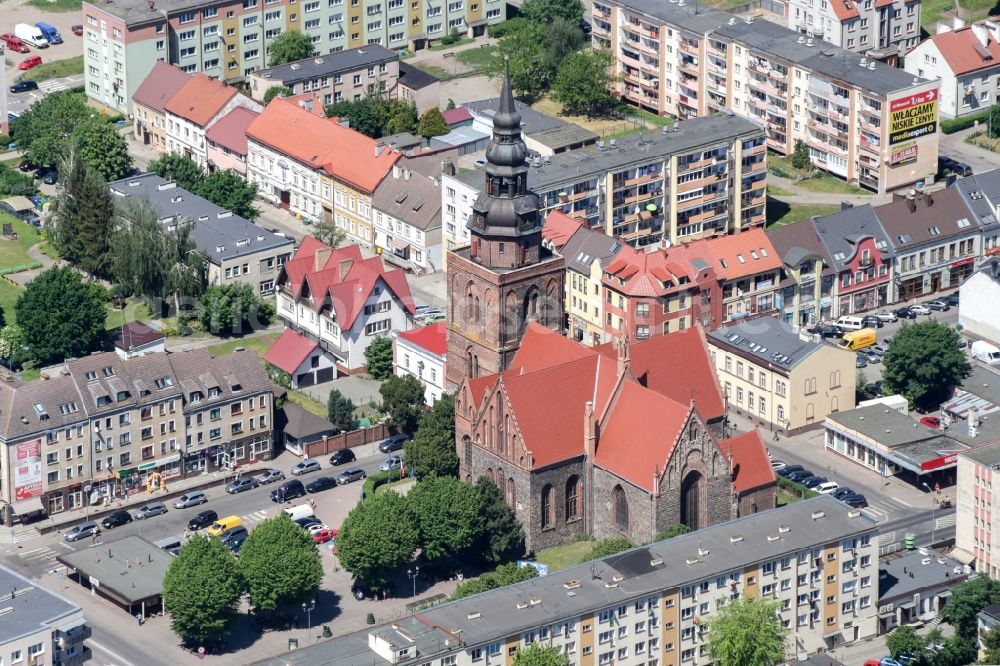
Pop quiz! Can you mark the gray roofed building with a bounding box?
[252,45,397,87]
[559,225,624,274]
[954,169,1000,227]
[811,204,894,273]
[396,62,438,91]
[0,564,89,664]
[166,349,271,413]
[707,317,827,372]
[248,46,400,104]
[876,188,983,251]
[57,535,172,611]
[373,166,442,232]
[878,550,969,630]
[766,218,835,282]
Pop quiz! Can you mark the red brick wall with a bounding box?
[303,423,390,457]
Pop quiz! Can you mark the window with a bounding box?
[541,485,554,528]
[612,485,628,532]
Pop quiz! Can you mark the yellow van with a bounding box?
[838,328,877,351]
[206,515,242,538]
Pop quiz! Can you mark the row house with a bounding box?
[441,114,767,260]
[269,237,415,375]
[205,107,258,177]
[131,62,190,152]
[558,220,625,346]
[786,0,920,57]
[769,217,838,328]
[594,1,940,193]
[0,349,272,525]
[372,162,443,273]
[813,204,895,315]
[163,72,262,168]
[246,97,399,240]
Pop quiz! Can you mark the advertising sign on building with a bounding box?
[889,89,938,145]
[14,439,42,500]
[889,142,918,166]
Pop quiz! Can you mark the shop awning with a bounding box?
[950,547,976,566]
[390,237,410,251]
[12,497,43,514]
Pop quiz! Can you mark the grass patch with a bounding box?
[456,45,496,69]
[38,243,59,261]
[920,0,995,29]
[967,131,1000,154]
[411,63,461,81]
[768,153,869,195]
[531,97,675,139]
[766,199,840,229]
[15,56,83,83]
[20,367,40,382]
[104,300,153,331]
[429,37,474,51]
[284,389,327,418]
[208,332,277,358]
[767,184,794,197]
[534,540,598,573]
[0,216,43,271]
[0,280,22,324]
[27,0,82,11]
[375,477,415,495]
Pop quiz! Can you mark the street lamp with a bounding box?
[407,566,420,598]
[302,599,316,643]
[83,482,92,521]
[921,482,937,544]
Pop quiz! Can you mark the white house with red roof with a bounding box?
[263,329,336,389]
[270,237,415,377]
[392,323,446,405]
[904,19,1000,118]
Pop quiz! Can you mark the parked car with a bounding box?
[9,80,38,93]
[271,479,306,502]
[0,34,30,53]
[71,24,83,35]
[817,324,844,338]
[295,516,322,529]
[134,502,168,520]
[473,158,488,170]
[875,311,898,323]
[414,305,443,317]
[801,476,829,489]
[861,315,883,328]
[329,449,356,466]
[378,434,410,453]
[777,465,805,479]
[786,469,814,483]
[832,487,856,500]
[380,455,404,471]
[101,510,132,529]
[224,531,248,554]
[18,55,42,70]
[336,468,367,484]
[944,293,960,306]
[17,160,35,172]
[291,458,321,476]
[869,345,887,356]
[306,476,337,493]
[920,415,941,429]
[909,304,931,315]
[938,155,959,173]
[895,307,917,320]
[64,522,100,542]
[771,460,787,471]
[306,523,330,534]
[225,477,259,494]
[953,162,974,177]
[188,509,218,531]
[220,525,248,544]
[312,528,337,544]
[864,351,881,364]
[866,380,884,396]
[257,468,285,484]
[815,481,840,494]
[840,493,868,508]
[418,312,446,325]
[925,299,950,311]
[173,491,208,509]
[42,169,57,185]
[856,354,868,369]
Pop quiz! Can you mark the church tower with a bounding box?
[446,68,565,389]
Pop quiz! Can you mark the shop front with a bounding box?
[949,257,974,287]
[182,434,272,477]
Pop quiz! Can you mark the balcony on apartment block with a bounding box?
[678,39,699,56]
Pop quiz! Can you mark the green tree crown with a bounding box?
[163,534,244,645]
[238,514,323,612]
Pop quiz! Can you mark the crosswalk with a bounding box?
[17,544,63,565]
[859,496,912,520]
[240,509,271,525]
[936,514,957,529]
[37,76,84,94]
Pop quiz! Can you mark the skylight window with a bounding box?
[928,226,940,236]
[737,254,746,264]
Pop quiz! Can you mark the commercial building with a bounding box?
[372,162,442,273]
[257,495,880,665]
[593,2,940,193]
[82,0,500,115]
[785,0,920,56]
[442,114,768,260]
[392,323,446,405]
[904,19,1000,119]
[247,45,399,105]
[0,565,90,666]
[109,173,294,295]
[877,550,970,634]
[708,317,856,433]
[163,73,261,167]
[131,61,190,151]
[813,204,895,316]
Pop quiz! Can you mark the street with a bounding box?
[6,74,84,121]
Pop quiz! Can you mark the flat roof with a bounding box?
[962,441,1000,469]
[58,535,172,604]
[397,62,439,90]
[0,565,83,643]
[463,97,569,136]
[707,317,826,372]
[254,46,397,86]
[878,550,969,605]
[86,0,236,26]
[529,123,599,151]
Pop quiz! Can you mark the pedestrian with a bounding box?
[183,529,189,541]
[773,430,779,441]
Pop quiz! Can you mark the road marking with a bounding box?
[936,515,957,529]
[89,639,137,666]
[17,547,46,558]
[878,531,895,545]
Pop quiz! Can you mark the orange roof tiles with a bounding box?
[398,323,446,357]
[163,73,239,127]
[830,0,860,21]
[247,98,400,192]
[669,227,781,281]
[542,211,586,250]
[508,323,594,374]
[719,431,776,493]
[603,244,688,297]
[263,329,318,374]
[926,27,1000,75]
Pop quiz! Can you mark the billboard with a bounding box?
[14,439,42,501]
[889,89,938,145]
[889,142,917,166]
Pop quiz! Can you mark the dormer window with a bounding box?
[191,391,203,403]
[155,376,174,390]
[34,403,49,420]
[86,371,98,381]
[117,391,129,401]
[97,396,111,407]
[209,387,220,398]
[103,366,116,377]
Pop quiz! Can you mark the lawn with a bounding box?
[766,199,840,229]
[208,332,277,358]
[104,300,153,331]
[768,153,869,195]
[411,63,462,82]
[284,390,327,418]
[920,0,995,29]
[429,37,474,52]
[0,215,45,323]
[967,131,1000,154]
[767,184,794,197]
[27,0,81,11]
[531,98,675,139]
[455,45,496,69]
[17,56,84,83]
[534,540,598,573]
[375,477,415,495]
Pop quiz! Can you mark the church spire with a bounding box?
[493,60,520,136]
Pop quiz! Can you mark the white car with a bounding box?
[306,523,330,535]
[771,460,787,471]
[815,481,840,495]
[909,304,931,315]
[875,311,897,323]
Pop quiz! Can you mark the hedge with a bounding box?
[777,476,819,499]
[940,109,990,135]
[361,468,403,499]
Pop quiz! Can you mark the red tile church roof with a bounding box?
[719,431,776,493]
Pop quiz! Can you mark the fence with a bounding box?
[728,0,785,16]
[303,423,391,457]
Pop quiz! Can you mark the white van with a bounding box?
[972,340,1000,365]
[835,316,864,331]
[14,23,48,48]
[283,504,315,522]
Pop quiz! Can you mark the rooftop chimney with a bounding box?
[374,142,385,157]
[314,246,332,273]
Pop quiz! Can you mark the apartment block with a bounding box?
[248,45,398,105]
[0,349,272,525]
[593,1,939,193]
[263,495,879,665]
[82,0,501,115]
[0,566,90,666]
[958,441,1000,579]
[442,113,767,259]
[786,0,920,56]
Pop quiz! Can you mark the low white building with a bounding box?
[0,564,90,666]
[373,163,443,273]
[786,0,920,55]
[440,172,479,270]
[271,238,415,374]
[959,258,1000,343]
[392,323,446,405]
[263,328,337,389]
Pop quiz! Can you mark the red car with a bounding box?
[71,25,84,36]
[311,528,337,544]
[0,34,30,53]
[18,56,42,71]
[920,416,941,429]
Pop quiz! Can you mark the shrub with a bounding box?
[0,135,12,148]
[777,477,818,499]
[941,109,989,134]
[361,469,403,499]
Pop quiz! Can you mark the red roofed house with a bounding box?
[206,107,259,177]
[263,328,328,390]
[164,73,262,168]
[392,323,447,405]
[455,322,773,551]
[273,236,415,377]
[904,21,1000,119]
[132,62,190,152]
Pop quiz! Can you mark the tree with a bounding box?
[325,96,390,139]
[15,267,107,365]
[239,514,323,614]
[542,17,585,75]
[263,85,293,104]
[590,537,634,559]
[882,320,967,410]
[311,220,346,248]
[552,49,620,117]
[267,30,315,66]
[941,575,1000,636]
[791,140,812,170]
[385,100,419,135]
[0,325,24,364]
[71,118,133,182]
[934,635,976,666]
[379,374,425,433]
[0,163,35,198]
[451,562,537,600]
[445,99,456,110]
[327,389,356,433]
[654,524,689,542]
[49,151,115,278]
[512,644,570,666]
[337,490,418,586]
[10,90,92,168]
[149,153,203,192]
[984,626,1000,665]
[885,625,927,662]
[988,105,1000,139]
[365,335,394,380]
[197,169,260,220]
[162,219,205,319]
[197,283,274,335]
[162,535,243,646]
[417,107,449,139]
[408,475,483,563]
[521,0,584,24]
[405,394,458,478]
[486,20,549,100]
[473,477,525,563]
[111,198,171,301]
[705,596,789,666]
